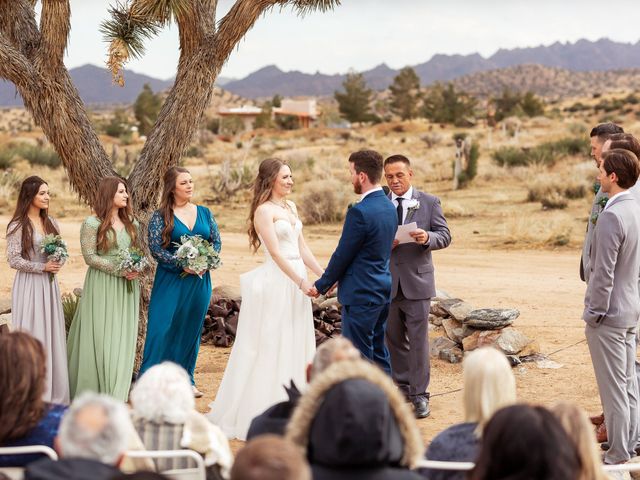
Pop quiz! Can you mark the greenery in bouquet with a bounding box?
[117,247,150,293]
[40,234,69,282]
[174,234,222,278]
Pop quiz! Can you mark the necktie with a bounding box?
[396,197,403,225]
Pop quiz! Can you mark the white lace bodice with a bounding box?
[263,219,302,261]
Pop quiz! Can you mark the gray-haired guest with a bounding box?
[25,393,131,480]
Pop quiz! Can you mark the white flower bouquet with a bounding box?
[174,235,222,278]
[117,247,149,293]
[40,234,68,282]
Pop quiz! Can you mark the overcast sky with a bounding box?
[64,0,640,80]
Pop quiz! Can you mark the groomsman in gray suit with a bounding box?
[383,154,451,419]
[584,148,640,465]
[581,122,624,283]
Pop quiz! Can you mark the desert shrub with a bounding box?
[299,180,345,225]
[209,160,254,202]
[492,137,587,168]
[184,145,203,157]
[206,117,220,134]
[492,147,528,167]
[457,142,479,188]
[421,132,442,148]
[527,179,588,204]
[0,149,15,169]
[11,143,61,168]
[540,192,568,210]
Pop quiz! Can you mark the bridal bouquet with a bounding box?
[117,247,149,293]
[174,235,222,278]
[40,234,68,282]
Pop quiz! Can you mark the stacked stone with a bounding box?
[429,293,539,364]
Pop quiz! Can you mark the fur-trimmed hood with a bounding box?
[285,360,423,470]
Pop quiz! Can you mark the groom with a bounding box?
[311,150,397,374]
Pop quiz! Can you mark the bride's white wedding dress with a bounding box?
[208,218,316,440]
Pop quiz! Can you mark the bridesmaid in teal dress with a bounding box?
[67,176,142,402]
[141,167,221,397]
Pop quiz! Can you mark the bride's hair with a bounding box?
[248,158,288,253]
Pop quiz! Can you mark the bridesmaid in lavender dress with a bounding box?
[6,176,69,404]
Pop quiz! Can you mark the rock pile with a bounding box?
[429,293,539,364]
[201,286,343,347]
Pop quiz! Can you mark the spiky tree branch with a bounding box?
[38,0,71,70]
[0,34,35,86]
[0,0,40,58]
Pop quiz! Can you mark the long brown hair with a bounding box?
[248,158,288,252]
[0,332,46,444]
[159,167,190,248]
[94,176,138,253]
[7,176,59,259]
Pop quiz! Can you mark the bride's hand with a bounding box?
[300,279,315,296]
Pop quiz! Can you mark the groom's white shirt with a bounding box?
[361,186,383,201]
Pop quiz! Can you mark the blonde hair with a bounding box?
[463,347,516,433]
[552,402,608,480]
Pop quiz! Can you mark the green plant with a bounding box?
[62,292,80,337]
[0,149,15,169]
[492,147,528,167]
[422,83,477,126]
[334,72,375,123]
[133,83,162,135]
[10,143,61,168]
[388,67,421,120]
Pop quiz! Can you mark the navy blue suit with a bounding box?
[315,189,397,373]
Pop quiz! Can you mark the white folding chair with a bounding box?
[0,445,58,480]
[124,450,206,480]
[415,458,475,472]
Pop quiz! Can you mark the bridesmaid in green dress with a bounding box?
[67,176,141,401]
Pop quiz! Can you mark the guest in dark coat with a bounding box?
[0,332,68,467]
[286,359,424,480]
[422,347,516,480]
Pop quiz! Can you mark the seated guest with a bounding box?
[552,402,609,480]
[130,362,232,479]
[247,337,360,440]
[422,347,516,480]
[25,393,130,480]
[0,332,67,467]
[469,404,581,480]
[231,434,311,480]
[286,359,424,479]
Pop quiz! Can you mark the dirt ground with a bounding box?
[0,213,602,452]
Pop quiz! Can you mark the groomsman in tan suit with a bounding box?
[584,148,640,465]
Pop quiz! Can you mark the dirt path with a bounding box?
[0,217,602,451]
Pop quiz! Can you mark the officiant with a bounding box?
[383,154,451,419]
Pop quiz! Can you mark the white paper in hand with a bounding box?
[395,222,418,244]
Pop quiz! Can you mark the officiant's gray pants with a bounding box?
[586,323,639,464]
[386,288,430,403]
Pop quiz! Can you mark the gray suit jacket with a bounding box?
[389,189,451,300]
[581,186,608,283]
[583,194,640,328]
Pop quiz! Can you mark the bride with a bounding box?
[208,157,322,440]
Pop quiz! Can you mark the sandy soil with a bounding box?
[0,215,602,452]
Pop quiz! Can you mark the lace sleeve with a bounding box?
[148,210,181,273]
[207,208,222,253]
[6,223,46,273]
[80,217,120,275]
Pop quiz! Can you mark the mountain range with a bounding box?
[0,64,175,107]
[1,38,639,106]
[223,38,640,98]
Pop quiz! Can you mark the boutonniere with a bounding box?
[406,199,421,215]
[591,195,609,225]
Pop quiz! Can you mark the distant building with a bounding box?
[217,99,318,132]
[218,104,262,132]
[273,99,318,128]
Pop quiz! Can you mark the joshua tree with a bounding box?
[0,0,340,363]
